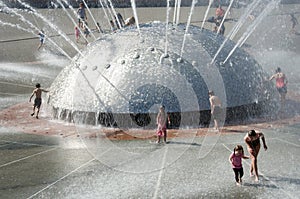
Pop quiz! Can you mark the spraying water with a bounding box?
[98,0,113,30]
[130,0,141,36]
[216,0,234,35]
[164,0,171,55]
[0,19,72,60]
[15,0,84,57]
[175,0,182,25]
[57,0,90,43]
[180,0,197,58]
[0,3,73,60]
[229,0,262,40]
[172,0,178,25]
[210,0,262,65]
[200,0,213,30]
[107,0,123,30]
[103,0,116,29]
[223,0,280,64]
[81,0,101,36]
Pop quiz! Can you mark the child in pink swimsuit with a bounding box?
[75,26,80,43]
[229,145,249,185]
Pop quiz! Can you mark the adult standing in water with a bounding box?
[269,67,288,113]
[77,2,87,29]
[244,130,268,181]
[290,14,298,34]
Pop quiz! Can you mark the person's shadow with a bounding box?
[166,141,201,146]
[243,175,300,188]
[294,32,300,36]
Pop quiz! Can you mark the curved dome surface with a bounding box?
[49,22,275,127]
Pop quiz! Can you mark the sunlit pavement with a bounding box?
[0,124,299,199]
[1,3,300,198]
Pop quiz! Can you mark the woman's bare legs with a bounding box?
[249,146,260,181]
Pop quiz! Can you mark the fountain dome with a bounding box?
[49,22,276,128]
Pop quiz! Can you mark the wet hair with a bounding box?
[234,145,244,153]
[35,83,41,88]
[276,67,281,73]
[208,90,214,95]
[248,129,257,137]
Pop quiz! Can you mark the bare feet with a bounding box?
[250,172,254,177]
[236,182,241,186]
[255,176,259,182]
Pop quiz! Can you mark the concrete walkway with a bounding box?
[0,124,299,199]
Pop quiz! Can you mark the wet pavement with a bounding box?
[1,4,300,199]
[0,124,299,199]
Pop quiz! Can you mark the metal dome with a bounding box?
[49,22,275,128]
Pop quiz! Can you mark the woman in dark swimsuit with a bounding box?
[244,130,268,181]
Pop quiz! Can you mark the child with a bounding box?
[83,23,91,45]
[75,26,80,43]
[229,145,249,185]
[110,20,116,32]
[29,83,49,119]
[156,105,170,144]
[37,29,45,50]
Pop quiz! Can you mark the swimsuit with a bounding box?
[276,77,287,94]
[250,138,260,148]
[276,76,287,94]
[38,33,45,43]
[212,106,223,120]
[34,98,42,108]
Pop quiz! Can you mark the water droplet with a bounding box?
[177,58,183,63]
[92,66,97,71]
[148,47,155,52]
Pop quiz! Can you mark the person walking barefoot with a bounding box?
[269,67,288,115]
[156,105,170,144]
[29,83,49,119]
[244,130,268,181]
[229,145,249,186]
[208,90,223,131]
